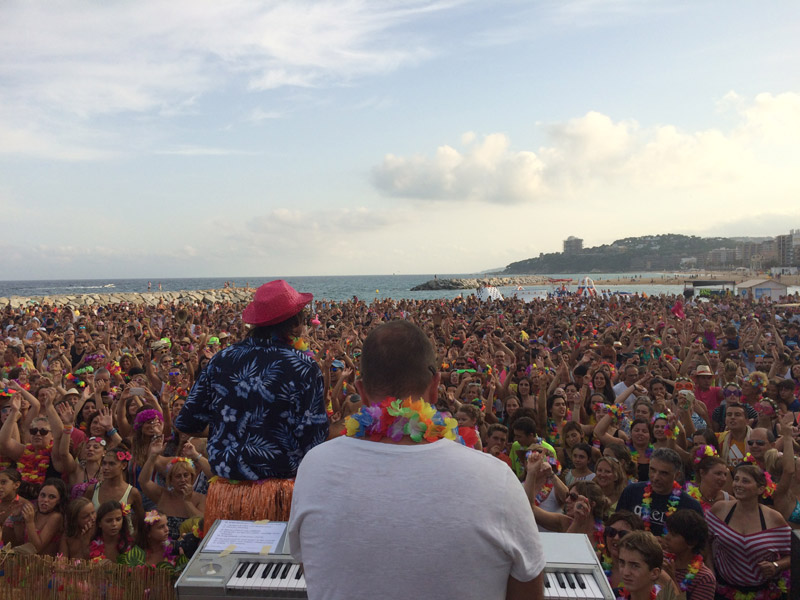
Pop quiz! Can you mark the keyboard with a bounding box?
[176,523,612,599]
[175,520,306,599]
[539,532,614,600]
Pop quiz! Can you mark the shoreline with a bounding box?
[0,287,255,309]
[412,271,800,291]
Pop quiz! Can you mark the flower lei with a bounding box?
[344,397,462,444]
[685,482,713,511]
[106,361,122,377]
[641,480,682,534]
[89,538,107,562]
[629,443,653,464]
[17,442,53,485]
[534,480,554,506]
[547,419,562,447]
[617,585,658,600]
[74,366,94,376]
[679,553,703,592]
[289,336,315,359]
[65,373,86,388]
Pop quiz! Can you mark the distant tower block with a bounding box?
[563,236,583,254]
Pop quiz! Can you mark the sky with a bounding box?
[1,0,799,279]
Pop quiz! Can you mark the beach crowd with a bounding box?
[1,289,799,599]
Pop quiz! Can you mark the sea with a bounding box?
[4,273,796,304]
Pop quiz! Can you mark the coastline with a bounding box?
[0,287,255,309]
[412,271,800,291]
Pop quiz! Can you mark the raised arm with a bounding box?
[0,395,25,460]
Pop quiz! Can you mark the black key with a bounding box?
[270,563,282,578]
[544,576,551,588]
[555,571,565,588]
[281,563,292,579]
[247,562,259,577]
[295,566,303,579]
[574,573,586,589]
[236,562,249,577]
[564,572,576,588]
[261,563,274,578]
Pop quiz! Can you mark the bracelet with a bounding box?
[106,428,118,437]
[772,561,779,570]
[63,426,74,434]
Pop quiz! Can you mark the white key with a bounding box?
[227,561,249,589]
[283,564,301,590]
[245,563,267,590]
[546,572,563,600]
[583,572,604,600]
[295,565,307,591]
[257,562,276,590]
[239,561,261,589]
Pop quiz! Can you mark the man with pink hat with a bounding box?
[175,280,328,527]
[692,364,723,414]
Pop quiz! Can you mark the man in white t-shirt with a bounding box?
[288,320,545,600]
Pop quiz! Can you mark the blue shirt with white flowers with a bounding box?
[175,336,328,481]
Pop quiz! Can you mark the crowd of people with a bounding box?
[1,286,799,599]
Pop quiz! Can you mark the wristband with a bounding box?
[63,426,74,434]
[106,428,118,437]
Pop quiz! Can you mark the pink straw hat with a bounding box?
[242,280,313,326]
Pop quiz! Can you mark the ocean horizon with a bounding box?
[3,273,797,303]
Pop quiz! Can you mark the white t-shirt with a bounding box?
[288,436,545,600]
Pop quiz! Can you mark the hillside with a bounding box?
[503,234,737,274]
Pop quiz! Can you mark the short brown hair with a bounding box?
[619,530,663,570]
[360,321,437,398]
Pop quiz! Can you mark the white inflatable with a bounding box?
[575,276,598,297]
[476,285,504,302]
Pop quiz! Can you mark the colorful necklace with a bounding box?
[685,482,715,511]
[677,553,704,591]
[629,443,653,464]
[617,585,658,600]
[534,479,554,506]
[547,419,563,447]
[17,442,53,486]
[345,397,461,443]
[641,480,682,534]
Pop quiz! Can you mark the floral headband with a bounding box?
[167,456,195,472]
[86,436,106,447]
[693,444,718,465]
[133,408,163,430]
[741,455,777,498]
[144,510,161,525]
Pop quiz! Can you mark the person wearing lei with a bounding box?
[539,386,572,449]
[138,510,189,572]
[663,510,715,600]
[598,511,645,595]
[616,530,682,600]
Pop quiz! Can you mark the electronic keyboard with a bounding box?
[175,523,613,599]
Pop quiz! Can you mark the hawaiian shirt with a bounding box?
[175,336,328,480]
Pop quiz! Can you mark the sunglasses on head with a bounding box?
[30,428,51,436]
[605,527,629,539]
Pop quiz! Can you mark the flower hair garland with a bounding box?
[116,450,132,462]
[345,397,462,444]
[168,456,195,471]
[693,444,718,465]
[133,408,163,430]
[144,510,161,525]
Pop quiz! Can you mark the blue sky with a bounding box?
[1,0,799,278]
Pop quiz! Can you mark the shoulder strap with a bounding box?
[723,502,736,524]
[758,504,767,530]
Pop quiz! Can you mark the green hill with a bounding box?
[503,234,736,274]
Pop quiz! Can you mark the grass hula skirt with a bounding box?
[204,477,294,530]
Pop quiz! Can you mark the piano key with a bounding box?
[227,561,249,588]
[283,564,301,590]
[574,572,587,589]
[247,562,260,577]
[564,572,576,589]
[583,572,604,600]
[236,561,249,578]
[261,562,274,578]
[545,572,563,599]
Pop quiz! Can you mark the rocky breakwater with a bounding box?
[0,288,255,310]
[411,276,549,291]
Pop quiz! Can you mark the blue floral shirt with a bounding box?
[175,337,328,480]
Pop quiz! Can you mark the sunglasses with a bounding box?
[605,527,629,539]
[29,428,51,436]
[746,440,767,447]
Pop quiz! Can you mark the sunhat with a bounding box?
[242,280,313,327]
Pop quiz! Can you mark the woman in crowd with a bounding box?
[20,476,66,555]
[593,456,627,512]
[84,446,145,532]
[707,463,791,599]
[59,497,96,559]
[597,510,644,593]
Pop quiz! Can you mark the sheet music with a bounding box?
[202,520,287,554]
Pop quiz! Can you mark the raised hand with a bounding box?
[96,406,114,431]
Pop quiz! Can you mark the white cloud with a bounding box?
[372,92,800,209]
[0,0,454,160]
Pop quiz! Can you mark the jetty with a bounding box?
[411,276,549,291]
[0,288,255,310]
